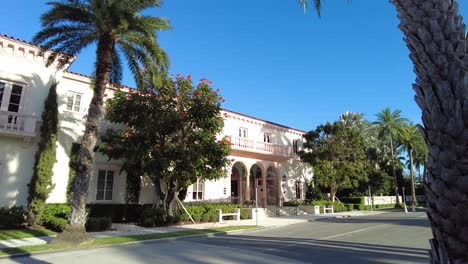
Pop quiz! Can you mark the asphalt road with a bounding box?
[1,210,432,264]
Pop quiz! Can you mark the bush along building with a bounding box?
[0,34,313,212]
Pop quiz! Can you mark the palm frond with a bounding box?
[41,1,92,27]
[297,0,321,16]
[109,52,123,85]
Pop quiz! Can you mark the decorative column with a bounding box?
[245,166,250,201]
[239,167,243,204]
[262,168,267,207]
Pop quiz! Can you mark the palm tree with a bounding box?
[412,147,428,183]
[399,123,426,211]
[373,108,409,205]
[299,0,468,262]
[33,0,169,244]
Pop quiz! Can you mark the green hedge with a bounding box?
[291,199,397,212]
[180,203,247,223]
[339,197,365,205]
[85,217,112,232]
[44,217,67,232]
[41,204,70,232]
[283,200,305,207]
[41,203,71,223]
[0,206,26,228]
[41,204,115,232]
[139,207,167,227]
[87,204,146,223]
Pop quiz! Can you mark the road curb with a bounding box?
[0,226,266,260]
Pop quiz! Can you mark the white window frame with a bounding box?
[293,139,299,154]
[95,167,118,202]
[0,79,26,113]
[66,91,83,113]
[239,127,248,138]
[264,133,271,143]
[192,178,204,200]
[295,181,302,200]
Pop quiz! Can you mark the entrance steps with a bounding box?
[264,206,308,217]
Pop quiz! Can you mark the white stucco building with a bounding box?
[0,34,312,208]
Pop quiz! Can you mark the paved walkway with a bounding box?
[0,210,389,250]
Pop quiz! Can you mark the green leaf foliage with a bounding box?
[66,143,80,203]
[98,74,231,216]
[27,83,58,226]
[32,0,170,87]
[300,121,367,201]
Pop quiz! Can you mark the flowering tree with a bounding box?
[98,74,231,216]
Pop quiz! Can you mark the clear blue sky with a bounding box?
[1,1,467,132]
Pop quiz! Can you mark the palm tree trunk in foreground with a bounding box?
[52,34,114,245]
[392,0,468,262]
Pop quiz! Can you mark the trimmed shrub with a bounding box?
[40,204,71,232]
[339,197,365,205]
[346,204,354,211]
[240,209,249,220]
[0,206,26,228]
[305,184,323,200]
[42,204,71,222]
[332,202,346,212]
[283,200,305,207]
[44,217,67,232]
[141,217,154,227]
[179,203,245,223]
[139,207,166,227]
[86,204,150,223]
[166,215,181,225]
[200,213,211,222]
[86,217,112,232]
[27,83,59,225]
[66,143,81,203]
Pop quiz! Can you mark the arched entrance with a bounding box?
[266,167,279,205]
[249,164,263,207]
[231,162,247,204]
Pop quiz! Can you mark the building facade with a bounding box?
[0,34,312,208]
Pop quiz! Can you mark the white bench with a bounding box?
[323,205,334,214]
[216,208,241,223]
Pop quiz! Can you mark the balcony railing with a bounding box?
[0,111,37,138]
[230,136,291,157]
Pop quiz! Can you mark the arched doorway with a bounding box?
[231,162,247,204]
[266,167,278,205]
[249,164,263,207]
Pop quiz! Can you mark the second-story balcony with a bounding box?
[0,111,37,140]
[228,136,292,161]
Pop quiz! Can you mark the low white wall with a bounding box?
[364,196,401,205]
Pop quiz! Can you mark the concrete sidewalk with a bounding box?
[0,209,388,250]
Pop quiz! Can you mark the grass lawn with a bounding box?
[0,228,56,241]
[0,225,259,257]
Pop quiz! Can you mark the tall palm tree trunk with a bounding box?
[53,34,115,245]
[392,0,468,262]
[409,149,417,210]
[389,136,401,205]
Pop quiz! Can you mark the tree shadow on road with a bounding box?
[189,233,429,263]
[1,247,52,264]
